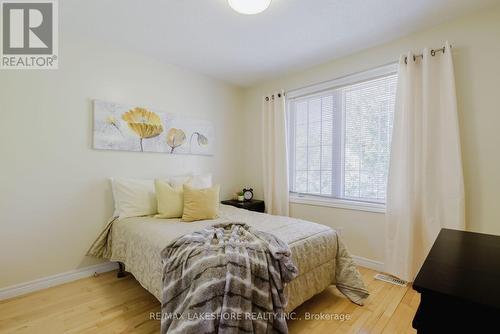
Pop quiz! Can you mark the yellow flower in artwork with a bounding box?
[166,128,186,153]
[122,107,164,151]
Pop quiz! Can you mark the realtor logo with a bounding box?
[1,0,58,69]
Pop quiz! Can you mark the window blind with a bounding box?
[288,72,397,203]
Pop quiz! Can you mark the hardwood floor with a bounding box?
[0,267,418,333]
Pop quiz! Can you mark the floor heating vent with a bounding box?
[374,273,407,287]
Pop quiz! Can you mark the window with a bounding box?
[288,65,397,206]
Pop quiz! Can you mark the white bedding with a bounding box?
[98,204,368,311]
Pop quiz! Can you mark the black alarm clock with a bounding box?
[242,188,253,201]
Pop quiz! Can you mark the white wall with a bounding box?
[0,33,244,288]
[2,5,500,289]
[242,6,500,263]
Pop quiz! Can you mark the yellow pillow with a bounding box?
[155,179,184,219]
[182,184,220,222]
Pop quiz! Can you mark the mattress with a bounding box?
[104,204,365,311]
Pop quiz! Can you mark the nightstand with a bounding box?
[221,199,265,213]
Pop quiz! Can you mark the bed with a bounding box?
[89,204,368,312]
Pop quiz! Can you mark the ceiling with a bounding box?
[62,0,499,86]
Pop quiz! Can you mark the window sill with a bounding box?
[289,194,386,213]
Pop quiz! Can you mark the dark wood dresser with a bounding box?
[412,228,500,332]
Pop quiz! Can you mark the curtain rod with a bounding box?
[264,92,284,101]
[404,44,451,64]
[270,44,452,100]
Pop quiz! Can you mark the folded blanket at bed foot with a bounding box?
[160,223,299,334]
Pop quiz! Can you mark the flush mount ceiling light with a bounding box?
[228,0,272,15]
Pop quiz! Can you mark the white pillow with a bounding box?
[168,175,193,188]
[111,178,157,219]
[187,174,212,189]
[110,174,212,218]
[167,174,212,189]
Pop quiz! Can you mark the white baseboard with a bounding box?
[0,257,381,301]
[351,255,384,272]
[0,262,118,301]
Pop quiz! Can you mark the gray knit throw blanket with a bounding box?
[160,223,299,334]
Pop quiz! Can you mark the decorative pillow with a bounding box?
[111,178,157,219]
[181,184,220,222]
[155,179,184,219]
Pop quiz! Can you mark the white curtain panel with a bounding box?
[262,91,289,216]
[385,42,465,281]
